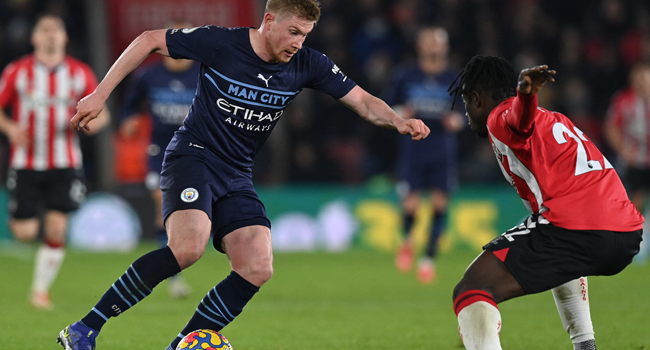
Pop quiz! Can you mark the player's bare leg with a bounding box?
[166,225,273,350]
[552,277,597,350]
[165,209,212,268]
[153,188,192,298]
[9,217,39,241]
[453,250,526,350]
[396,191,420,272]
[58,210,205,349]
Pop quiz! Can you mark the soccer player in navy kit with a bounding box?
[57,1,429,349]
[120,19,199,299]
[384,26,464,284]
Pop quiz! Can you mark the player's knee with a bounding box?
[452,280,468,301]
[10,219,39,242]
[237,256,273,287]
[169,239,207,269]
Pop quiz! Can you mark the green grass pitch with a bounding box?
[1,242,649,349]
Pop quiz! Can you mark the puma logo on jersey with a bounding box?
[257,74,272,87]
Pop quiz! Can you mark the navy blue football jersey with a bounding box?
[384,65,463,161]
[165,26,357,171]
[121,61,200,150]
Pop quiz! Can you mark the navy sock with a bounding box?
[402,214,415,239]
[425,212,447,258]
[80,246,181,331]
[168,271,259,350]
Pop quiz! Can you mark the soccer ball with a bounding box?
[176,329,233,350]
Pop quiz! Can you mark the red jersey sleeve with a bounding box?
[80,64,99,97]
[508,91,538,137]
[0,62,18,110]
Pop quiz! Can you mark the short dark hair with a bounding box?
[265,0,321,22]
[32,13,66,33]
[448,55,517,109]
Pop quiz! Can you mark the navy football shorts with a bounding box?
[483,215,642,294]
[160,136,270,253]
[396,157,457,194]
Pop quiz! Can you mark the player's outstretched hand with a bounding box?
[70,92,106,132]
[518,65,556,96]
[398,118,430,140]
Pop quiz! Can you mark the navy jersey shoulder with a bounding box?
[165,26,356,171]
[121,61,200,147]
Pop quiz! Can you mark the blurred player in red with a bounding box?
[0,14,109,309]
[384,26,464,284]
[448,56,643,349]
[604,61,650,263]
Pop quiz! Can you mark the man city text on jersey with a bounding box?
[166,25,356,171]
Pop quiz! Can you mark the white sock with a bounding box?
[31,244,66,294]
[456,291,502,350]
[552,277,595,348]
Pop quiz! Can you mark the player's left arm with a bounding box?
[508,65,556,136]
[339,86,429,140]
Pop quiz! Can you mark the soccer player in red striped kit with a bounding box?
[0,14,109,309]
[448,56,643,349]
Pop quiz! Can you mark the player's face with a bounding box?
[417,28,448,58]
[462,92,489,138]
[31,16,67,54]
[266,13,315,63]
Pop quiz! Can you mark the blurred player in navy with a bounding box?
[0,14,109,310]
[119,18,199,299]
[57,1,429,349]
[384,26,463,284]
[448,56,643,350]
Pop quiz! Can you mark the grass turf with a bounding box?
[1,242,649,349]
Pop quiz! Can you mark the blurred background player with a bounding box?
[449,56,643,350]
[604,61,650,263]
[384,26,464,284]
[0,13,109,309]
[119,18,199,298]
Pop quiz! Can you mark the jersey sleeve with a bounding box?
[306,52,356,99]
[507,90,538,137]
[165,25,223,66]
[120,70,148,122]
[0,62,18,110]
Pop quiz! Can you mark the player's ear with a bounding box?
[264,12,276,27]
[470,91,483,108]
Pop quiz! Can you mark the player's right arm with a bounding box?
[0,63,28,146]
[507,65,556,137]
[71,29,170,131]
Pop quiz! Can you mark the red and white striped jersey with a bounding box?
[0,54,98,170]
[606,88,650,168]
[488,93,644,232]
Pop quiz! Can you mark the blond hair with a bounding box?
[265,0,321,22]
